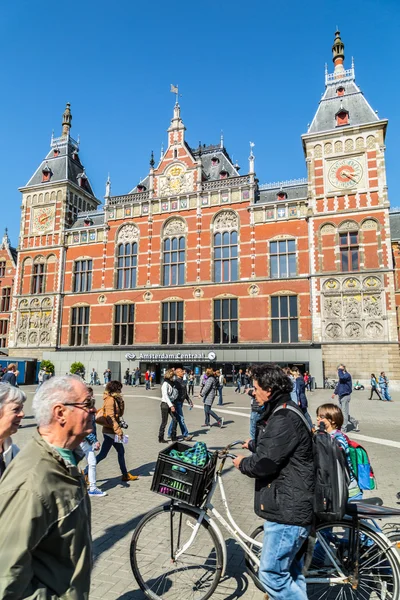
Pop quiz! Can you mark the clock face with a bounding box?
[328,158,363,190]
[32,206,55,233]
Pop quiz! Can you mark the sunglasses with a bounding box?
[64,397,96,410]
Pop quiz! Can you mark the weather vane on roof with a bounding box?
[170,84,181,104]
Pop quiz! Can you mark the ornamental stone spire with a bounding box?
[332,30,345,75]
[61,102,72,137]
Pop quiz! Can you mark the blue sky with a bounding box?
[1,0,399,244]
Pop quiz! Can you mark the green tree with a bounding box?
[70,361,85,377]
[40,359,55,374]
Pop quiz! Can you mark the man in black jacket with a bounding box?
[233,364,314,599]
[169,367,193,441]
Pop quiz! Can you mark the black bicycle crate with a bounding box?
[151,441,217,507]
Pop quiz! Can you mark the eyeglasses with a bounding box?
[64,397,96,410]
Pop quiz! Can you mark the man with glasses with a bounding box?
[0,375,95,599]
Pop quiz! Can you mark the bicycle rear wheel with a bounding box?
[130,503,223,600]
[308,521,400,599]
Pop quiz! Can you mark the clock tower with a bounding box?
[302,31,399,379]
[8,103,100,358]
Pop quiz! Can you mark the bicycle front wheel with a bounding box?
[130,503,223,600]
[308,520,400,599]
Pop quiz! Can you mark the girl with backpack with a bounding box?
[159,369,178,443]
[369,374,382,401]
[316,403,362,500]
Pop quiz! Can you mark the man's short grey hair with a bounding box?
[32,375,85,427]
[0,383,26,411]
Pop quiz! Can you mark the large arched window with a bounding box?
[163,236,185,286]
[213,210,239,283]
[116,242,138,289]
[214,231,238,282]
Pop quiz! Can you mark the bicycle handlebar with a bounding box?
[217,440,245,460]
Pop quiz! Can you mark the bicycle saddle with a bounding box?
[346,501,400,518]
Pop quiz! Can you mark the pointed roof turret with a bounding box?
[62,102,72,137]
[304,31,382,135]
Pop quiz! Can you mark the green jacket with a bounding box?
[0,430,92,599]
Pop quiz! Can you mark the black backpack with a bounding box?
[273,404,350,523]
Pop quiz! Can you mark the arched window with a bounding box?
[214,231,238,282]
[163,236,185,286]
[116,243,138,289]
[31,257,46,294]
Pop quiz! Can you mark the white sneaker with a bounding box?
[88,487,108,497]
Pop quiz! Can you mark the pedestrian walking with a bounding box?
[37,367,46,388]
[378,372,392,402]
[169,367,193,441]
[201,368,223,429]
[124,368,130,385]
[0,375,94,598]
[293,367,313,428]
[249,386,262,439]
[159,369,178,443]
[96,380,138,482]
[369,373,382,400]
[103,368,111,384]
[145,370,151,390]
[81,387,107,498]
[0,383,25,475]
[332,364,359,433]
[134,367,141,386]
[233,364,314,599]
[216,369,224,405]
[242,369,251,394]
[234,369,243,393]
[1,364,18,387]
[188,371,195,396]
[151,369,156,388]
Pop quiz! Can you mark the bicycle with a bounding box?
[130,440,400,600]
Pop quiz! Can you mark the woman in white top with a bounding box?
[0,383,26,478]
[159,369,177,443]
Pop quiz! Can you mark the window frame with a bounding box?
[271,295,299,343]
[339,231,359,272]
[0,261,6,278]
[269,239,297,278]
[1,287,11,312]
[213,298,238,344]
[73,259,93,293]
[162,236,186,286]
[161,301,184,345]
[113,303,135,346]
[214,230,238,283]
[116,242,138,290]
[69,306,90,347]
[31,262,45,295]
[0,319,8,348]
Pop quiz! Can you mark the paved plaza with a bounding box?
[13,383,400,599]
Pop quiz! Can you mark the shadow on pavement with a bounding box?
[93,511,146,562]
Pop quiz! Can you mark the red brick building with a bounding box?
[7,32,400,385]
[0,230,17,351]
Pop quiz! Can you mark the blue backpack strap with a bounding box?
[273,403,312,433]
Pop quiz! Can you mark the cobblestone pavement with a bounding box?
[15,384,400,600]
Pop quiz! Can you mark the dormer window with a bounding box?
[336,109,349,126]
[337,87,345,96]
[211,157,220,166]
[137,184,146,192]
[219,170,228,179]
[42,165,52,183]
[83,217,93,227]
[174,148,178,159]
[277,191,287,201]
[77,172,88,189]
[53,148,60,157]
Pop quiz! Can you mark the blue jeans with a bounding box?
[204,403,220,425]
[168,402,189,438]
[250,411,261,439]
[217,386,223,405]
[381,386,391,401]
[259,521,310,599]
[96,434,128,476]
[235,381,241,393]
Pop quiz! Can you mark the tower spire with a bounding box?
[332,30,345,75]
[61,102,72,137]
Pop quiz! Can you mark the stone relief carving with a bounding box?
[321,275,385,342]
[15,299,54,347]
[193,288,203,299]
[338,220,359,232]
[159,165,194,197]
[361,219,378,231]
[164,219,186,237]
[117,223,139,244]
[325,323,342,339]
[213,211,239,232]
[320,224,335,235]
[248,284,260,297]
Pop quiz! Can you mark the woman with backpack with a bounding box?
[201,368,223,429]
[316,403,362,500]
[369,374,382,401]
[159,369,178,443]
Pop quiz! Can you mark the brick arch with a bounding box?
[338,219,359,232]
[20,256,33,294]
[161,216,187,237]
[211,209,239,232]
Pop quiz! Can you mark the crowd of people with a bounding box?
[0,359,393,599]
